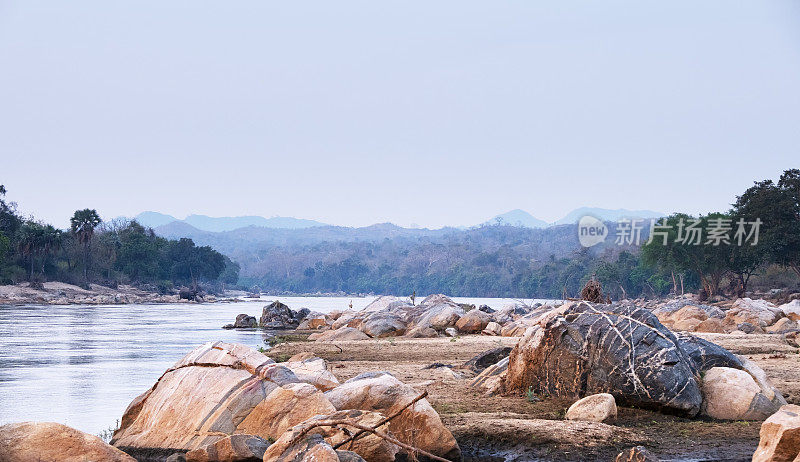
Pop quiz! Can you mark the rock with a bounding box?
[701,367,781,420]
[324,374,460,460]
[344,371,395,383]
[112,342,307,452]
[725,298,784,328]
[404,326,439,338]
[752,404,800,462]
[288,351,316,362]
[444,327,457,337]
[335,450,367,461]
[738,322,758,334]
[236,382,336,440]
[313,327,371,342]
[694,318,726,333]
[263,409,399,462]
[360,312,406,338]
[500,322,528,337]
[482,321,502,336]
[260,301,297,328]
[298,313,329,330]
[331,311,364,330]
[615,446,660,462]
[673,332,743,371]
[739,357,787,405]
[232,314,257,328]
[469,356,509,396]
[566,393,617,423]
[166,453,187,462]
[263,432,339,462]
[185,434,270,462]
[0,422,136,462]
[768,317,799,333]
[461,347,512,372]
[362,295,409,312]
[505,302,704,416]
[780,300,800,322]
[283,358,340,391]
[478,304,495,313]
[455,309,491,333]
[294,308,311,321]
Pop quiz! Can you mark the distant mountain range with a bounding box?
[133,212,327,232]
[130,207,664,234]
[483,208,664,228]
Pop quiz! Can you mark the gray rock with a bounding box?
[361,312,407,338]
[461,347,512,372]
[233,314,257,328]
[506,301,704,416]
[259,301,297,327]
[673,332,743,372]
[344,371,396,383]
[738,322,757,334]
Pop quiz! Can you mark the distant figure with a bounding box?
[349,300,353,310]
[411,291,416,306]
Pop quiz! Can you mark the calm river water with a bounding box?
[0,296,537,436]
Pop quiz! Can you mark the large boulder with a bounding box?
[701,367,782,420]
[455,309,491,333]
[724,298,784,329]
[111,342,309,452]
[0,422,136,462]
[235,383,336,440]
[283,357,340,391]
[565,393,618,423]
[259,301,297,328]
[324,374,460,461]
[779,300,800,322]
[505,302,704,415]
[752,404,800,462]
[311,327,371,342]
[360,312,407,338]
[185,434,270,462]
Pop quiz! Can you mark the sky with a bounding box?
[1,1,799,229]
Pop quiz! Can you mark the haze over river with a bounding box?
[0,296,548,436]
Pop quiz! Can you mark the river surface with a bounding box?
[0,295,544,436]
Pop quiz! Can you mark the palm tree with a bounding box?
[40,224,62,276]
[17,222,43,281]
[70,209,101,284]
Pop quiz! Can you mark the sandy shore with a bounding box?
[269,333,800,461]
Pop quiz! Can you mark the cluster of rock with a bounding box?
[238,295,552,341]
[652,297,800,335]
[0,281,235,306]
[103,341,460,462]
[472,301,787,421]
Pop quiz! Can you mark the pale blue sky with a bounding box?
[1,1,799,228]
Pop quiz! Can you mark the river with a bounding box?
[0,296,541,437]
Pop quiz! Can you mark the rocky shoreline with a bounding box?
[2,294,800,461]
[0,282,252,306]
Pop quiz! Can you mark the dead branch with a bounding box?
[288,418,451,462]
[333,391,428,450]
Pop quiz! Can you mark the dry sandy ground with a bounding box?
[271,333,800,462]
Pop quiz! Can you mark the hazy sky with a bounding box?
[1,1,799,229]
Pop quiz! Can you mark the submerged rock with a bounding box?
[0,422,136,462]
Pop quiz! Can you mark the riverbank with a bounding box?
[0,282,252,305]
[268,333,799,461]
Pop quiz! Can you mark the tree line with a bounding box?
[235,169,799,300]
[0,185,239,292]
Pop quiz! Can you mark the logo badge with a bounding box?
[578,215,607,247]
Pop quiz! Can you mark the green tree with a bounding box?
[70,209,102,284]
[734,169,800,279]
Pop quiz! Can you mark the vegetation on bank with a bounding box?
[0,185,239,291]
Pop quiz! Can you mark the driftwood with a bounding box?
[333,391,428,450]
[287,391,446,461]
